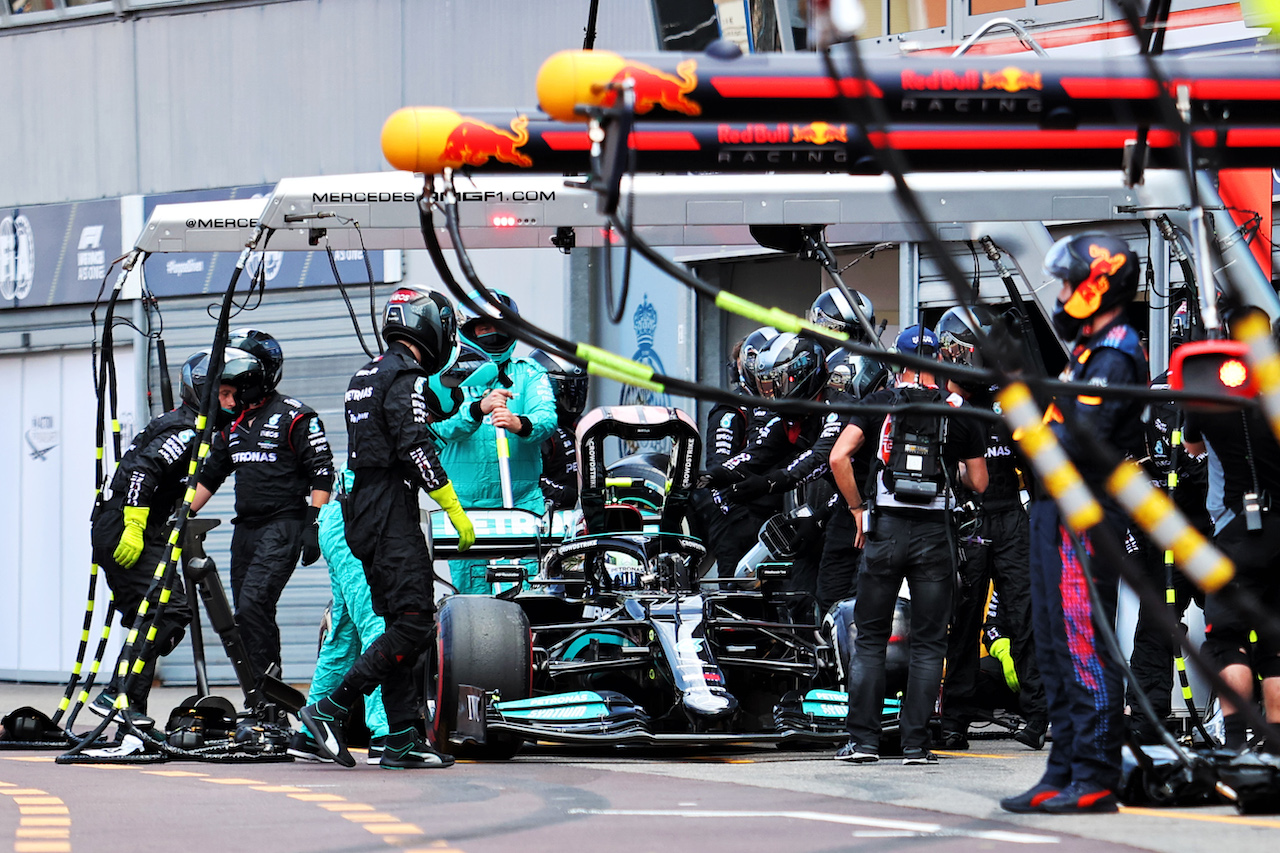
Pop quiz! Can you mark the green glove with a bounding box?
[113,506,150,568]
[990,637,1020,693]
[428,482,474,553]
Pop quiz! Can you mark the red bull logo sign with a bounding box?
[716,122,848,145]
[902,69,981,92]
[982,67,1043,93]
[607,58,701,117]
[440,115,532,168]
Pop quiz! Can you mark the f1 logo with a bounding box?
[78,225,103,251]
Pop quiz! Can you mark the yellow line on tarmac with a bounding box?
[1120,805,1280,828]
[2,778,73,853]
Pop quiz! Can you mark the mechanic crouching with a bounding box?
[707,333,843,619]
[829,325,987,765]
[300,286,475,770]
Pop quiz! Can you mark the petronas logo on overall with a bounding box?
[618,295,671,456]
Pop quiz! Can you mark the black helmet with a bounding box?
[740,326,780,395]
[459,289,519,362]
[180,347,265,424]
[825,349,889,399]
[754,334,828,401]
[381,286,459,374]
[935,305,998,393]
[808,288,876,342]
[1044,232,1139,341]
[226,328,282,400]
[529,348,589,416]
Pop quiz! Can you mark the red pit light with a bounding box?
[492,215,518,227]
[1220,358,1249,388]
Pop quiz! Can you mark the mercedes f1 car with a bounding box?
[423,405,907,758]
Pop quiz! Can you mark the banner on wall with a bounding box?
[0,198,123,309]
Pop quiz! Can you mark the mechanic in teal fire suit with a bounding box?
[432,290,557,594]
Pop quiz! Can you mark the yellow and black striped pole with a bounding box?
[998,382,1103,533]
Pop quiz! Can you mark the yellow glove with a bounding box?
[428,482,474,553]
[113,506,149,568]
[990,637,1020,693]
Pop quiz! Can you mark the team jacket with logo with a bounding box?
[200,391,335,523]
[92,404,201,550]
[344,342,451,492]
[1044,319,1147,486]
[540,423,578,510]
[721,407,846,490]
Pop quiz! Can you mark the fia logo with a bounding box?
[245,250,283,283]
[0,214,35,301]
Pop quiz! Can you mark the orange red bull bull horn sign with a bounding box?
[380,105,1280,176]
[534,49,1280,128]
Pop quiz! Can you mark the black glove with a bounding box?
[705,465,745,488]
[726,473,771,502]
[301,505,322,566]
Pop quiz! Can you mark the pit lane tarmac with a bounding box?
[0,685,1276,853]
[1,741,1276,853]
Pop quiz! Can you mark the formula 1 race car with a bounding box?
[422,405,907,758]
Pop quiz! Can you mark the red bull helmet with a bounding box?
[1044,232,1138,342]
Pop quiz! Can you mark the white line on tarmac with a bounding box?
[566,808,1060,844]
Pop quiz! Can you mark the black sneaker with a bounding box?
[88,692,154,729]
[287,730,333,763]
[379,728,455,770]
[1015,719,1048,750]
[299,698,355,768]
[365,736,386,766]
[1040,782,1118,814]
[902,748,938,765]
[1000,783,1062,813]
[834,741,879,763]
[941,730,969,750]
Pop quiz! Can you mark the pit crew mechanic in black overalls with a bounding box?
[701,327,783,576]
[530,348,589,512]
[811,288,887,615]
[89,348,261,726]
[300,285,474,770]
[933,305,1047,752]
[710,333,842,618]
[193,329,334,680]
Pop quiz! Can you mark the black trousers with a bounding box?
[942,505,1046,731]
[845,511,954,753]
[340,470,437,724]
[230,516,303,677]
[816,506,862,616]
[97,525,192,711]
[1126,527,1202,730]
